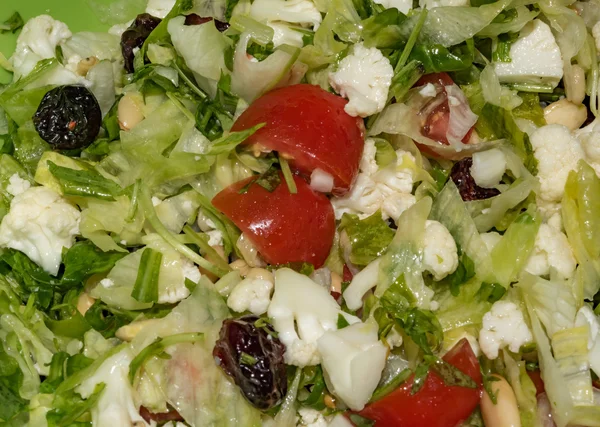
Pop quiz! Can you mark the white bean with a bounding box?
[118,93,145,131]
[76,56,98,76]
[230,259,251,277]
[331,271,343,293]
[543,99,587,131]
[481,374,521,427]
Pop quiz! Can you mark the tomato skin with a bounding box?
[414,73,474,155]
[359,339,482,427]
[231,84,365,196]
[527,370,545,396]
[212,173,335,268]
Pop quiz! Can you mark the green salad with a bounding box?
[1,0,600,425]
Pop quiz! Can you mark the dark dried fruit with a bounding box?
[33,85,102,150]
[450,158,500,201]
[213,315,287,410]
[184,13,230,31]
[121,13,162,73]
[139,406,184,424]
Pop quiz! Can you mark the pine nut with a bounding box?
[246,267,274,283]
[76,292,95,316]
[118,92,145,131]
[568,65,586,105]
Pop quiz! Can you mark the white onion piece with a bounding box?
[236,233,266,268]
[310,168,334,193]
[445,84,479,149]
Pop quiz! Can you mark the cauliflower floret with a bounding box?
[297,408,328,427]
[480,231,502,252]
[470,148,507,188]
[77,348,150,426]
[329,43,393,118]
[479,301,533,359]
[228,269,274,315]
[250,0,322,28]
[530,124,584,204]
[197,209,224,246]
[494,20,563,88]
[10,15,72,79]
[332,145,416,222]
[317,320,387,411]
[146,0,176,18]
[0,186,80,276]
[6,173,31,197]
[575,305,600,377]
[374,0,412,13]
[525,223,576,279]
[268,268,358,366]
[422,220,459,281]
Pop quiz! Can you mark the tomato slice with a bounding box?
[231,84,365,196]
[212,173,335,268]
[527,370,545,396]
[359,339,482,427]
[414,73,474,153]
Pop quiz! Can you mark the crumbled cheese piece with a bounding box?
[422,220,459,281]
[525,223,576,279]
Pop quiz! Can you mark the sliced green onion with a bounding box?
[396,8,428,72]
[182,225,231,272]
[131,248,162,303]
[279,157,297,194]
[140,186,229,278]
[126,179,140,223]
[129,332,204,383]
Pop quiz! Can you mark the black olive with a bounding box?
[213,315,287,410]
[33,85,102,150]
[120,13,162,73]
[450,158,501,201]
[184,13,230,32]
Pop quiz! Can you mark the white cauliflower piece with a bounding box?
[530,124,584,204]
[250,0,322,28]
[375,0,413,14]
[0,186,80,276]
[268,268,358,366]
[297,408,328,427]
[575,305,600,377]
[197,209,224,246]
[422,220,459,281]
[6,173,31,197]
[479,301,533,359]
[494,20,563,88]
[480,231,502,252]
[332,145,416,222]
[228,276,274,315]
[146,0,176,18]
[470,148,507,188]
[331,174,384,220]
[525,223,576,279]
[317,320,387,411]
[77,348,150,426]
[329,43,394,117]
[10,15,72,79]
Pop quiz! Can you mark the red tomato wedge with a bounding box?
[231,84,365,196]
[527,370,545,396]
[212,173,335,268]
[359,339,482,427]
[414,73,474,154]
